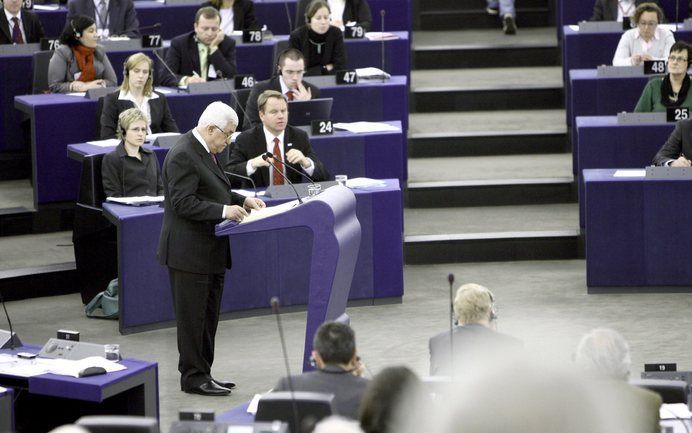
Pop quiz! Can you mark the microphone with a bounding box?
[152,48,187,92]
[262,153,303,204]
[138,22,162,33]
[380,10,386,84]
[264,151,315,184]
[284,0,293,33]
[447,273,455,374]
[0,290,19,351]
[270,297,301,433]
[224,170,257,197]
[676,0,680,28]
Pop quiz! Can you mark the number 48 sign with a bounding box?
[644,60,666,75]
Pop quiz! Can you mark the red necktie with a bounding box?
[286,90,294,101]
[11,17,24,44]
[272,137,284,185]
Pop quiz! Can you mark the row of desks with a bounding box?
[16,75,408,206]
[0,31,410,152]
[31,0,411,39]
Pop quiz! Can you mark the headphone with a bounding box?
[122,57,153,79]
[71,20,81,38]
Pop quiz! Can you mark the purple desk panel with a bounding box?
[0,47,35,152]
[0,386,12,433]
[19,78,406,205]
[584,169,692,290]
[575,116,674,227]
[98,179,402,334]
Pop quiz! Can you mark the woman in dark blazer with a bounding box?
[289,0,346,75]
[100,52,178,139]
[101,108,163,197]
[296,0,372,31]
[201,0,258,35]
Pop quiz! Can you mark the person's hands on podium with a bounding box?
[243,197,266,211]
[285,149,311,169]
[671,155,692,167]
[224,205,248,222]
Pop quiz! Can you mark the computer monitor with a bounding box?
[288,98,333,126]
[255,391,335,433]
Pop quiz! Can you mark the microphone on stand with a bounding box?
[380,10,386,84]
[224,171,257,197]
[262,154,303,204]
[138,22,162,33]
[264,152,315,185]
[447,273,455,374]
[0,290,20,351]
[152,49,188,93]
[270,297,301,433]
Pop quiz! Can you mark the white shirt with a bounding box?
[616,0,635,22]
[279,76,296,97]
[118,90,158,134]
[612,26,675,66]
[4,8,26,44]
[328,0,346,25]
[245,127,315,184]
[220,8,235,36]
[93,0,109,37]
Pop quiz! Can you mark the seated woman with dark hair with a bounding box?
[634,41,692,112]
[359,366,424,433]
[100,52,178,139]
[101,108,163,198]
[296,0,373,32]
[200,0,258,35]
[48,14,117,93]
[289,0,346,75]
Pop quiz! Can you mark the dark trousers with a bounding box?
[168,267,225,390]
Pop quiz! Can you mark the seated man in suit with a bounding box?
[653,118,692,166]
[243,48,321,129]
[273,322,369,419]
[575,328,662,433]
[161,6,236,87]
[428,283,521,376]
[591,0,659,21]
[0,0,45,44]
[66,0,140,38]
[228,90,330,188]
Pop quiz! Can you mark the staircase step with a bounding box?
[419,0,548,12]
[408,130,568,157]
[409,109,566,137]
[0,180,74,236]
[419,8,550,31]
[0,152,30,181]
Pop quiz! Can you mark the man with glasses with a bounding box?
[612,2,674,66]
[243,48,321,129]
[161,6,237,87]
[158,101,265,396]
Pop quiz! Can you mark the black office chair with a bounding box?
[271,40,290,77]
[76,415,159,433]
[32,50,54,94]
[234,87,252,131]
[255,391,335,433]
[153,47,169,87]
[630,378,689,403]
[294,0,310,28]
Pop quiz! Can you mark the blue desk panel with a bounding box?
[0,387,12,433]
[16,76,407,205]
[96,180,403,333]
[584,169,692,289]
[575,116,674,226]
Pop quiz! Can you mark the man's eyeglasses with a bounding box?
[213,125,232,144]
[283,69,305,76]
[668,55,689,63]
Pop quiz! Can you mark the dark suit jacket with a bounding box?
[295,0,372,31]
[591,0,659,21]
[101,142,163,197]
[653,118,692,165]
[99,90,179,139]
[160,31,237,87]
[201,0,258,30]
[157,130,246,274]
[243,75,321,129]
[429,324,522,376]
[227,124,330,188]
[289,25,346,76]
[274,365,369,419]
[67,0,140,37]
[0,9,45,44]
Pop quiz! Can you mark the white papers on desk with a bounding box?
[660,24,677,32]
[154,87,173,94]
[569,25,580,31]
[356,67,391,80]
[346,177,387,189]
[233,189,266,198]
[34,4,60,10]
[333,121,400,133]
[241,199,300,224]
[106,195,164,205]
[0,354,48,377]
[365,32,398,41]
[86,138,120,147]
[147,132,180,141]
[66,92,87,97]
[613,169,646,177]
[44,356,126,378]
[661,403,692,419]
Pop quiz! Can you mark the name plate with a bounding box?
[344,25,365,39]
[84,86,118,100]
[666,107,689,122]
[646,166,692,178]
[0,42,41,55]
[336,69,358,85]
[186,80,233,94]
[617,112,666,124]
[100,38,142,51]
[311,119,333,135]
[142,34,162,48]
[643,60,666,75]
[596,64,645,78]
[242,30,263,43]
[578,20,623,33]
[40,38,61,51]
[644,363,677,372]
[234,74,255,89]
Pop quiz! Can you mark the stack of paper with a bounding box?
[106,196,164,206]
[86,138,120,147]
[365,32,399,41]
[356,67,391,80]
[660,403,692,419]
[346,177,387,189]
[334,122,400,133]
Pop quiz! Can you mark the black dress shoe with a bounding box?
[185,380,231,396]
[212,378,236,389]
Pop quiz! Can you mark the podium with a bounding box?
[216,185,361,371]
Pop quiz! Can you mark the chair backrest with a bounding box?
[32,50,54,94]
[78,154,106,207]
[76,415,159,433]
[630,378,689,403]
[153,47,169,87]
[234,87,252,131]
[255,391,335,433]
[271,39,291,77]
[294,0,310,28]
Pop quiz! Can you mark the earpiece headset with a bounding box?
[71,20,81,38]
[487,289,498,321]
[122,57,154,79]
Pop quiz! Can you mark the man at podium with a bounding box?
[227,90,330,188]
[157,101,265,396]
